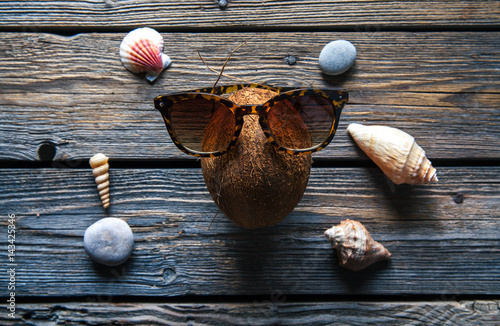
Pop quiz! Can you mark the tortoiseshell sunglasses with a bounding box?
[154,84,348,157]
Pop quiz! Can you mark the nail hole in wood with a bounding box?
[453,193,464,204]
[37,142,56,161]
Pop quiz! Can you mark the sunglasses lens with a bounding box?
[170,98,235,153]
[268,94,336,150]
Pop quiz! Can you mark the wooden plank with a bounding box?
[0,32,499,161]
[0,0,499,30]
[2,301,500,325]
[0,167,498,297]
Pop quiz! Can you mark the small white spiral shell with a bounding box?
[89,153,110,208]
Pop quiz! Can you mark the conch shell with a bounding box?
[119,27,171,82]
[347,123,438,184]
[89,153,110,209]
[325,219,391,271]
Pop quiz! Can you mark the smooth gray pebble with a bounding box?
[84,217,134,267]
[218,0,227,8]
[319,40,356,75]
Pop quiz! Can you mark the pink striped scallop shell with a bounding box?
[120,27,171,82]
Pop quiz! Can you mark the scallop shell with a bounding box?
[119,27,171,82]
[347,123,438,185]
[89,153,110,209]
[325,219,391,272]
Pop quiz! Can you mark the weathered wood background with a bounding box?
[0,1,499,325]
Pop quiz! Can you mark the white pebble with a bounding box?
[84,217,134,266]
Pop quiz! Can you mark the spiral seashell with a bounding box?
[89,153,110,209]
[325,219,391,272]
[119,27,171,82]
[347,123,438,185]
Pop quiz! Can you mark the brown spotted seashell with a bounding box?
[119,27,171,82]
[347,123,438,185]
[325,219,391,271]
[89,153,110,209]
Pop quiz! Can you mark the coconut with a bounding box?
[201,87,312,228]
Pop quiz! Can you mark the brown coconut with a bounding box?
[201,87,312,228]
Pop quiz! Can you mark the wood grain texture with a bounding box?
[0,32,498,161]
[0,0,499,30]
[0,167,498,297]
[0,0,498,322]
[1,301,499,325]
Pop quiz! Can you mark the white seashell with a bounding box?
[347,123,438,185]
[325,219,391,271]
[119,27,171,82]
[89,153,110,208]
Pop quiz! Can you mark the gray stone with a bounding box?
[84,217,134,266]
[218,0,227,9]
[319,40,356,75]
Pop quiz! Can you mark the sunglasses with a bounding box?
[154,84,348,157]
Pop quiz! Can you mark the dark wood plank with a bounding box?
[2,301,500,325]
[0,32,499,161]
[0,167,498,297]
[0,0,499,29]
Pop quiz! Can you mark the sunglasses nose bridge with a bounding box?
[239,106,268,134]
[239,105,265,117]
